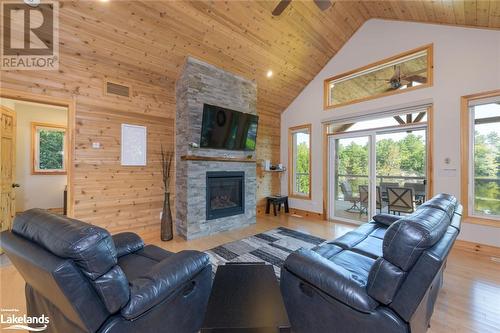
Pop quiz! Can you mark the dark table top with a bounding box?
[201,262,290,333]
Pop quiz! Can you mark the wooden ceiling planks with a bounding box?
[5,0,500,122]
[55,0,365,118]
[361,1,500,30]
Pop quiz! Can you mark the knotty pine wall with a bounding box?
[0,1,289,233]
[2,64,279,233]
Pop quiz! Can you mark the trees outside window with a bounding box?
[337,133,425,178]
[471,104,500,217]
[32,123,67,174]
[461,91,500,225]
[289,125,311,199]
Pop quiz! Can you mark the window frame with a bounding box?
[288,124,312,200]
[323,44,433,110]
[32,122,68,175]
[460,90,500,227]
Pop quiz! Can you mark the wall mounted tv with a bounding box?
[200,104,259,151]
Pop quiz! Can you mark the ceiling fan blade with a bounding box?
[388,65,399,82]
[375,83,391,91]
[367,78,391,82]
[272,0,292,16]
[401,75,427,83]
[314,0,333,11]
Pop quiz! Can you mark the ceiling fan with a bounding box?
[375,65,427,91]
[272,0,333,16]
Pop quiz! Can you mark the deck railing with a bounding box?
[335,174,426,200]
[294,172,310,195]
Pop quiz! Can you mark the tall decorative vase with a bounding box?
[161,192,173,241]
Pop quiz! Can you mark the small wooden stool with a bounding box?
[266,195,289,216]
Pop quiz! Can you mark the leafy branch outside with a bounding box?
[38,130,65,170]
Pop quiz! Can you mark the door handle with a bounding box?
[12,183,20,188]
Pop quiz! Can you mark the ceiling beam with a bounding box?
[475,116,500,125]
[414,112,426,123]
[406,113,413,123]
[394,116,406,125]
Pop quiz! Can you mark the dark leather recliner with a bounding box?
[281,193,462,333]
[0,209,212,333]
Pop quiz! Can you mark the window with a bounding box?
[289,124,311,199]
[461,91,500,225]
[326,110,428,134]
[324,44,433,109]
[32,123,67,174]
[325,106,432,223]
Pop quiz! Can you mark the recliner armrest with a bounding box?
[372,213,401,226]
[121,250,210,320]
[283,249,378,313]
[112,232,144,257]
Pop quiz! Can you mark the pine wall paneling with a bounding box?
[1,0,498,231]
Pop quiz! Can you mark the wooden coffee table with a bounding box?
[201,262,291,333]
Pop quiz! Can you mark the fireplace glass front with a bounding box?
[206,171,245,220]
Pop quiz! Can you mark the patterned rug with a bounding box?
[205,227,326,278]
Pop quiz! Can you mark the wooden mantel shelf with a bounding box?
[180,155,256,163]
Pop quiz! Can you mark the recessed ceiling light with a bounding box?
[100,0,109,2]
[266,70,273,78]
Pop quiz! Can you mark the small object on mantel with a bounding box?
[265,163,286,172]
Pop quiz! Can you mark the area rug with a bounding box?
[205,227,326,278]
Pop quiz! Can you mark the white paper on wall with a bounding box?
[121,124,147,166]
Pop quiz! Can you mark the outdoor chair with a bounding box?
[387,187,415,215]
[404,182,426,205]
[340,180,360,212]
[380,182,399,202]
[358,185,384,216]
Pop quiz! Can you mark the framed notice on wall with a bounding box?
[121,124,147,166]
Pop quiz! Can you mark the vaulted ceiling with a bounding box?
[60,0,499,116]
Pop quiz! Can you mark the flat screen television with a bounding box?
[200,104,259,151]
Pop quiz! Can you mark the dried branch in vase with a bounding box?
[161,144,174,194]
[160,144,174,241]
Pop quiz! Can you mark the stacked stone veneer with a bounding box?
[175,57,257,240]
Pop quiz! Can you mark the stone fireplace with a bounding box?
[175,57,257,239]
[206,171,244,220]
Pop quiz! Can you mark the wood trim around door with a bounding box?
[288,124,312,200]
[427,106,434,197]
[322,124,328,219]
[0,88,76,217]
[460,89,500,228]
[0,105,17,234]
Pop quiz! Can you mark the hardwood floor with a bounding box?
[1,214,499,333]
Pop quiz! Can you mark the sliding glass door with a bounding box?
[375,129,427,216]
[330,135,371,223]
[327,110,430,223]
